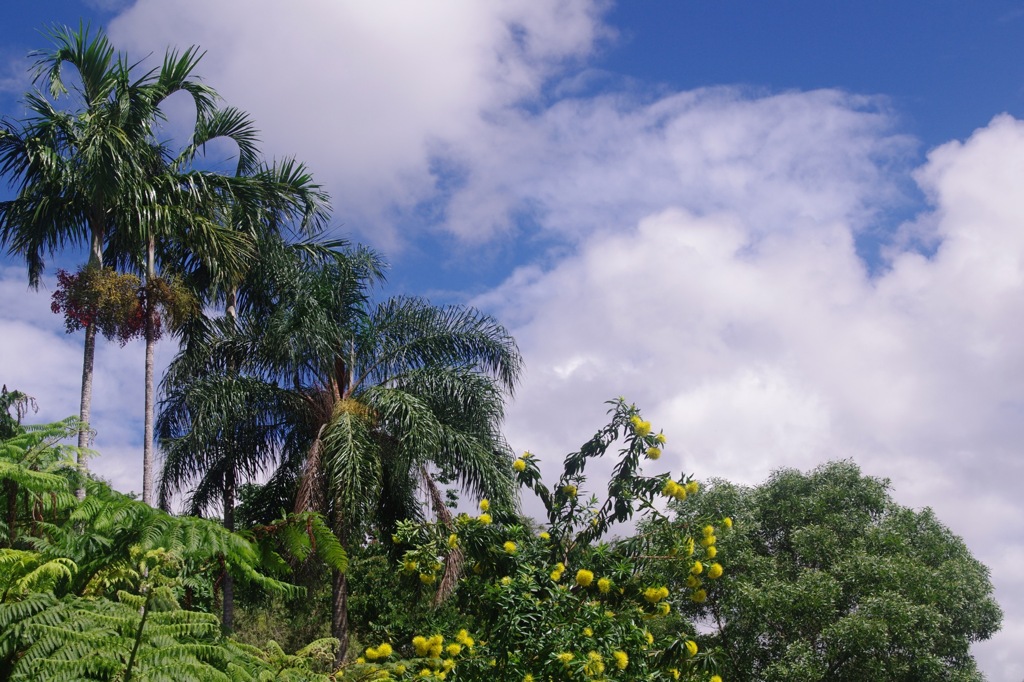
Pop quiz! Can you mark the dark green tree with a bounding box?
[670,460,1001,682]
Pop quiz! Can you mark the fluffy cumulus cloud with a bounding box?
[476,112,1024,678]
[106,0,608,250]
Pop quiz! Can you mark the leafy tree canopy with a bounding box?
[670,460,1001,682]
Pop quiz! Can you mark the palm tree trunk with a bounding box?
[221,464,235,634]
[76,227,104,498]
[332,568,349,666]
[220,287,238,634]
[142,235,156,506]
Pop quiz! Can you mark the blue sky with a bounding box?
[3,2,1024,678]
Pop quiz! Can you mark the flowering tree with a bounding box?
[338,399,730,682]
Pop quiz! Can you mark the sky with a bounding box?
[2,1,1024,678]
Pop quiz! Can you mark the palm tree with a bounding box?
[159,241,521,657]
[0,25,219,475]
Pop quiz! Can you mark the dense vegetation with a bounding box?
[0,25,1001,682]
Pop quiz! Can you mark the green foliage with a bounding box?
[671,461,1001,682]
[339,399,728,681]
[0,418,338,680]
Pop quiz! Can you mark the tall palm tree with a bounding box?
[0,25,219,473]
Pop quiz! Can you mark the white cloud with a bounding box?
[106,0,609,251]
[475,113,1024,678]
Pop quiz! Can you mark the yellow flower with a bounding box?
[670,668,680,680]
[722,516,733,529]
[703,524,715,537]
[403,559,417,572]
[557,652,574,664]
[583,627,593,637]
[691,588,707,603]
[636,420,652,436]
[478,513,492,525]
[707,563,723,579]
[685,480,699,494]
[612,650,629,670]
[645,446,661,460]
[585,651,605,676]
[598,577,611,593]
[479,499,490,512]
[685,640,698,657]
[701,535,717,547]
[662,480,679,497]
[706,545,717,559]
[643,585,670,602]
[691,561,703,575]
[413,636,429,656]
[377,643,394,658]
[645,630,654,645]
[711,677,723,682]
[655,433,667,445]
[522,451,533,458]
[686,575,702,589]
[590,518,598,527]
[501,576,512,585]
[657,601,671,615]
[446,643,462,656]
[524,675,534,682]
[562,484,577,497]
[428,634,444,657]
[513,458,526,472]
[356,656,365,664]
[686,537,695,556]
[575,569,594,587]
[503,540,517,553]
[539,531,550,540]
[396,665,406,675]
[448,533,459,549]
[419,573,436,585]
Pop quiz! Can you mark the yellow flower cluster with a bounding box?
[629,415,652,437]
[612,650,629,670]
[479,499,490,512]
[412,634,445,658]
[364,642,393,660]
[655,432,667,445]
[448,533,459,549]
[539,531,551,540]
[645,446,661,460]
[707,562,723,579]
[691,561,703,576]
[550,562,566,581]
[478,513,492,525]
[503,540,517,554]
[585,651,605,676]
[557,652,574,665]
[597,577,612,594]
[643,586,670,603]
[575,568,595,587]
[685,640,698,657]
[513,458,527,472]
[562,484,578,497]
[662,479,688,501]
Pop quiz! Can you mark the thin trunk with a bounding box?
[221,464,235,634]
[332,568,349,666]
[220,288,238,634]
[4,479,17,547]
[142,235,156,506]
[76,227,104,498]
